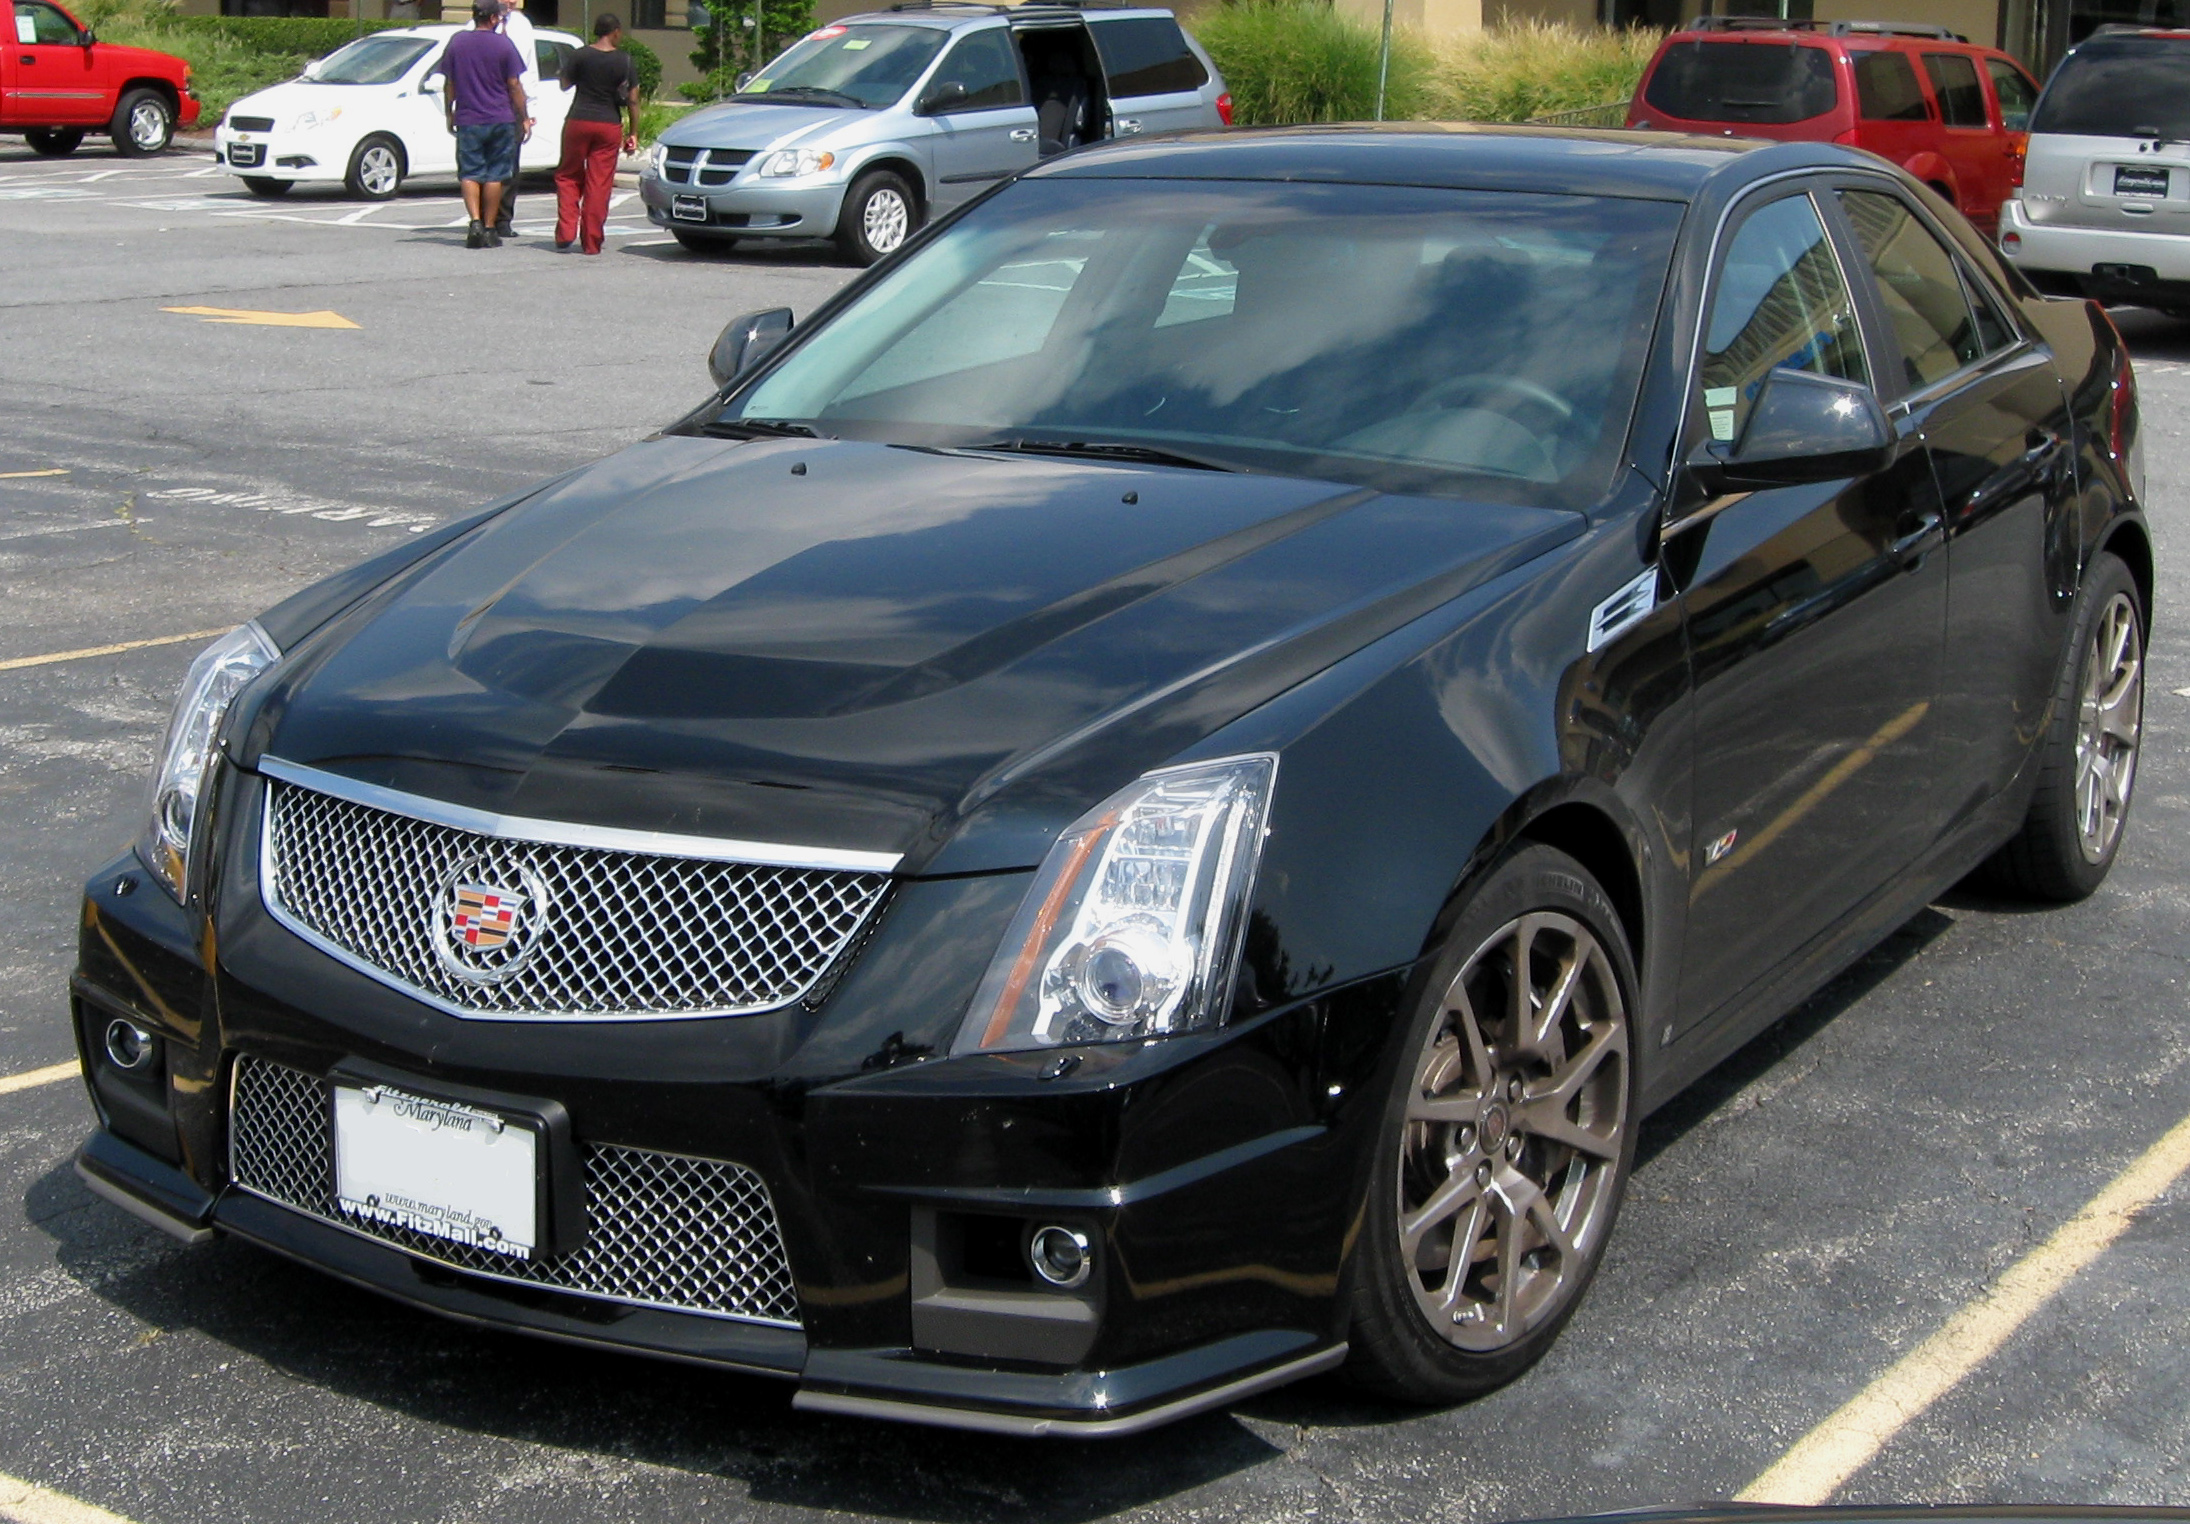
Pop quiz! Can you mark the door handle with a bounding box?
[1117,117,1143,134]
[1008,126,1035,142]
[1890,513,1945,564]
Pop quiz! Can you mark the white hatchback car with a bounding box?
[215,24,583,200]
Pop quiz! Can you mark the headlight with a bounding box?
[756,148,834,178]
[953,755,1275,1055]
[645,141,668,175]
[138,623,278,901]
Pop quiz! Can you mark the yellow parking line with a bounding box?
[0,629,227,674]
[0,1469,138,1524]
[0,1060,80,1097]
[0,468,69,480]
[1738,1108,2190,1504]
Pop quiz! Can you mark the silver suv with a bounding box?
[641,2,1229,264]
[1999,28,2190,317]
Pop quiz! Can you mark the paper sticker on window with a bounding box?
[1703,386,1736,408]
[1709,409,1737,441]
[841,37,870,49]
[745,76,771,91]
[16,15,37,42]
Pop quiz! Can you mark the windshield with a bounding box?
[1643,40,1840,125]
[737,23,948,109]
[314,35,436,84]
[717,178,1681,507]
[2031,35,2190,139]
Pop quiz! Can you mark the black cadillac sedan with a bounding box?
[70,126,2150,1436]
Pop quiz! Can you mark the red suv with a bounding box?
[3,0,200,157]
[1626,19,2041,234]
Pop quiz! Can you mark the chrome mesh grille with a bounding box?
[261,777,888,1020]
[228,1055,802,1326]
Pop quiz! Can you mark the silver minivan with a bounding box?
[639,2,1229,264]
[1999,28,2190,317]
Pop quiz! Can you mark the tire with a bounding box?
[110,88,173,157]
[1345,843,1638,1403]
[240,176,292,198]
[1973,551,2145,901]
[672,229,737,253]
[834,169,917,266]
[25,127,83,157]
[345,135,404,200]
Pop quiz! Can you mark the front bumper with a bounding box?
[213,128,340,183]
[637,169,847,239]
[2001,197,2190,304]
[70,792,1400,1432]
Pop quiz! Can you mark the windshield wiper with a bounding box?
[740,86,866,109]
[967,437,1247,473]
[705,417,819,439]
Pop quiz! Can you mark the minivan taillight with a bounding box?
[2009,134,2027,189]
[1216,91,1233,126]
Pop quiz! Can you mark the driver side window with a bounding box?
[932,29,1025,112]
[1699,193,1868,446]
[15,1,80,44]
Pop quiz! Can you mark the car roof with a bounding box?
[1658,18,2001,51]
[831,3,1182,29]
[1033,124,1776,202]
[362,22,581,41]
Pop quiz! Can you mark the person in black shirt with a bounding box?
[554,13,642,255]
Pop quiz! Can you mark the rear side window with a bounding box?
[1700,194,1867,445]
[1985,58,2036,132]
[1090,17,1207,97]
[1642,41,1839,125]
[1922,53,1987,127]
[1854,51,1931,121]
[1839,190,1981,388]
[2030,35,2190,140]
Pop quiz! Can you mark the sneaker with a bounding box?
[495,222,518,238]
[554,240,574,252]
[465,220,486,249]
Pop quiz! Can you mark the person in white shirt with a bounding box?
[493,0,539,236]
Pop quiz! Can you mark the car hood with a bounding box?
[225,79,373,121]
[246,434,1581,873]
[94,40,187,76]
[661,98,874,150]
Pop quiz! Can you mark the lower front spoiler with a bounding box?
[76,1126,1346,1435]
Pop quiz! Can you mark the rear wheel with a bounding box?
[1974,551,2144,900]
[1346,844,1637,1403]
[240,176,292,198]
[834,169,916,266]
[25,127,83,157]
[111,89,173,156]
[345,135,404,200]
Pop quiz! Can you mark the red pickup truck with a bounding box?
[4,0,199,156]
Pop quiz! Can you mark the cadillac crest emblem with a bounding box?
[431,857,549,985]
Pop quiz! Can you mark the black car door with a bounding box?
[1669,185,1949,1031]
[1833,185,2078,823]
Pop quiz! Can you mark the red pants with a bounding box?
[555,119,622,255]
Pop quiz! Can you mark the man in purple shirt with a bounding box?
[430,1,532,248]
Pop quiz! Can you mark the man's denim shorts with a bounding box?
[455,122,518,184]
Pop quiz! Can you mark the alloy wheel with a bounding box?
[863,187,909,255]
[2075,590,2142,863]
[358,144,400,198]
[128,99,168,152]
[1397,910,1629,1352]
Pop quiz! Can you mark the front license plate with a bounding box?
[672,193,708,222]
[2115,166,2169,197]
[333,1084,538,1259]
[229,143,263,167]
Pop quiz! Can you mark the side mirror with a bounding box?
[79,27,94,44]
[917,80,968,115]
[734,70,754,90]
[709,307,793,388]
[1690,369,1893,490]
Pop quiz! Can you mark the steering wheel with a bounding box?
[1415,373,1575,423]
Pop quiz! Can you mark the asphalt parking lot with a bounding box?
[5,138,2190,1524]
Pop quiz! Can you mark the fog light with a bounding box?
[103,1018,156,1071]
[1028,1224,1092,1288]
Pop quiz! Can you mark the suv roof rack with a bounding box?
[1685,16,1968,40]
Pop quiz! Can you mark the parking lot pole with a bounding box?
[1375,0,1393,120]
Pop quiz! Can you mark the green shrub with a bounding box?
[165,15,411,55]
[1428,20,1658,123]
[619,32,661,97]
[1197,0,1430,123]
[687,0,815,89]
[636,98,693,142]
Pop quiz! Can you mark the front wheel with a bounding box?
[345,135,404,200]
[111,89,173,157]
[25,127,83,157]
[1346,843,1637,1403]
[240,176,292,198]
[834,169,917,266]
[1974,551,2145,900]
